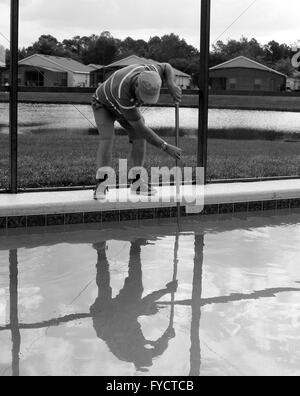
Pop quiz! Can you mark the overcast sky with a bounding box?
[0,0,299,49]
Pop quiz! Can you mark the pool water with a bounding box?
[1,211,300,376]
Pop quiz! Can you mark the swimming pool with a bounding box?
[0,210,300,376]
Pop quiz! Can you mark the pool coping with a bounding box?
[1,179,300,229]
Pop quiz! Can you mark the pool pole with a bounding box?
[189,233,204,376]
[175,103,181,224]
[9,249,21,376]
[198,0,211,182]
[170,230,179,329]
[9,0,19,194]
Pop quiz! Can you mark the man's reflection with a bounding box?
[90,239,178,372]
[5,232,300,377]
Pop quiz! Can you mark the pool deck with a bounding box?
[1,179,300,228]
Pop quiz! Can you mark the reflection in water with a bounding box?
[190,234,204,376]
[2,230,300,376]
[9,250,20,377]
[90,239,178,373]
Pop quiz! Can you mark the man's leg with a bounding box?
[118,118,156,196]
[93,106,115,169]
[129,138,147,168]
[91,242,112,311]
[118,117,147,168]
[127,131,157,196]
[93,106,115,199]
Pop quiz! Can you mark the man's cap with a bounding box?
[137,71,162,104]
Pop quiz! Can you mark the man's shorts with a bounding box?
[91,95,134,133]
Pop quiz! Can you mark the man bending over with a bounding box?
[92,62,183,199]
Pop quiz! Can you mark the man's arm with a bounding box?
[162,63,182,103]
[141,281,178,310]
[129,118,165,149]
[129,118,184,162]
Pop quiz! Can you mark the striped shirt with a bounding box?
[95,63,166,122]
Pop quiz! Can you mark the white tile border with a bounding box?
[0,179,300,218]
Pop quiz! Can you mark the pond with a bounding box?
[0,103,300,136]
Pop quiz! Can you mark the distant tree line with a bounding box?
[3,32,298,85]
[211,37,296,76]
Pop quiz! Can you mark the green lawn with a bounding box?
[0,131,300,189]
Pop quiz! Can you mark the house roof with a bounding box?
[88,64,104,71]
[172,67,191,78]
[18,54,91,74]
[106,55,154,68]
[210,56,286,77]
[105,55,191,78]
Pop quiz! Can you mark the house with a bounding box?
[0,61,6,86]
[0,44,5,69]
[286,71,300,91]
[1,54,91,87]
[0,61,5,76]
[90,55,192,89]
[209,56,287,92]
[88,64,105,88]
[0,44,5,82]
